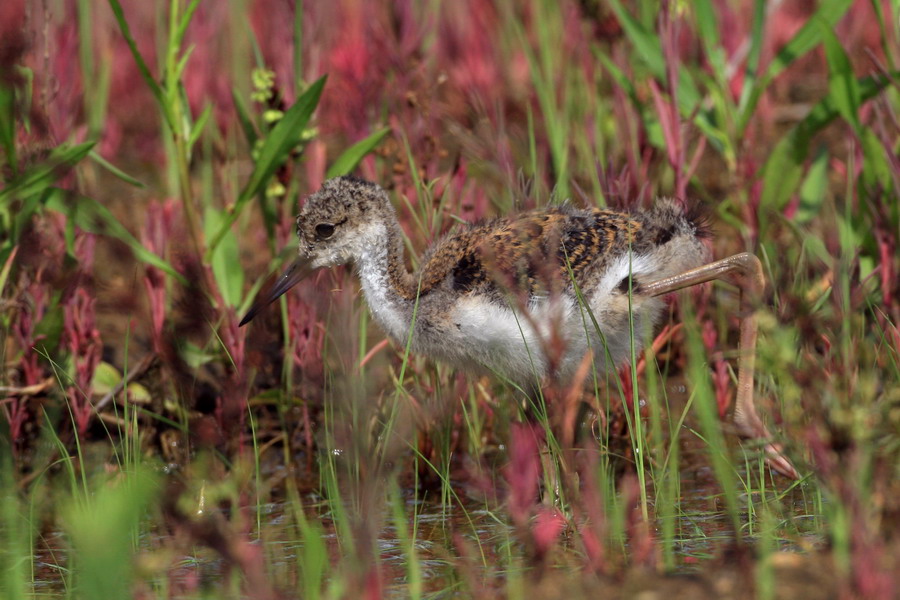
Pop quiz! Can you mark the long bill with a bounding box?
[642,252,799,480]
[239,256,316,327]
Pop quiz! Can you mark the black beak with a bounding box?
[239,257,316,326]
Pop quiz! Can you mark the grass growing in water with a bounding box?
[1,0,899,598]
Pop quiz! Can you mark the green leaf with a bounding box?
[736,0,766,116]
[759,73,894,214]
[107,0,173,129]
[693,0,728,85]
[767,0,853,81]
[326,127,391,179]
[859,128,892,189]
[0,85,16,175]
[181,340,216,369]
[88,150,144,187]
[65,468,159,600]
[0,245,18,298]
[203,207,244,308]
[796,147,828,224]
[231,88,258,147]
[188,103,213,153]
[0,142,95,205]
[91,361,123,396]
[206,75,327,259]
[738,0,852,133]
[174,0,203,51]
[821,22,861,131]
[607,0,664,77]
[34,304,64,352]
[45,190,187,284]
[173,44,196,84]
[594,49,635,98]
[605,0,723,154]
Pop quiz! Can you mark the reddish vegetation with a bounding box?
[2,0,899,598]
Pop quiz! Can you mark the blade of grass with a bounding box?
[759,73,895,214]
[206,75,327,257]
[87,151,144,188]
[0,85,17,175]
[737,0,853,134]
[325,127,390,179]
[45,190,187,284]
[0,142,95,205]
[107,0,172,129]
[232,87,259,147]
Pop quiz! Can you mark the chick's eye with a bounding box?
[315,223,335,240]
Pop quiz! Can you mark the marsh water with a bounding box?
[28,382,823,598]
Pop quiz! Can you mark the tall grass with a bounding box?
[1,0,898,598]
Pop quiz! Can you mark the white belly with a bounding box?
[441,291,663,386]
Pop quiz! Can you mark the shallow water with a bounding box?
[27,380,822,597]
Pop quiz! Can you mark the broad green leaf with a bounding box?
[759,73,895,214]
[91,361,123,396]
[326,127,391,179]
[859,128,892,190]
[0,142,95,205]
[206,75,327,258]
[181,340,216,369]
[203,207,244,308]
[126,382,152,404]
[796,147,828,224]
[821,23,861,131]
[45,190,187,284]
[738,0,852,133]
[65,468,159,600]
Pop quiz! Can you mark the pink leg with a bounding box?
[641,253,799,479]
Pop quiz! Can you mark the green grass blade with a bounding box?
[64,468,159,600]
[206,75,327,257]
[737,0,766,113]
[232,87,259,147]
[187,103,213,152]
[204,207,245,307]
[821,22,861,132]
[0,142,95,205]
[173,0,203,51]
[106,0,173,129]
[0,83,18,175]
[738,0,853,133]
[759,73,894,214]
[325,127,390,179]
[45,190,187,284]
[607,0,664,76]
[88,150,144,188]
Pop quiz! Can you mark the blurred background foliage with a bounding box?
[1,0,899,598]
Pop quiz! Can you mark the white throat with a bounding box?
[352,224,412,342]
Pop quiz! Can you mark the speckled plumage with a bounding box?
[281,176,712,385]
[242,175,799,479]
